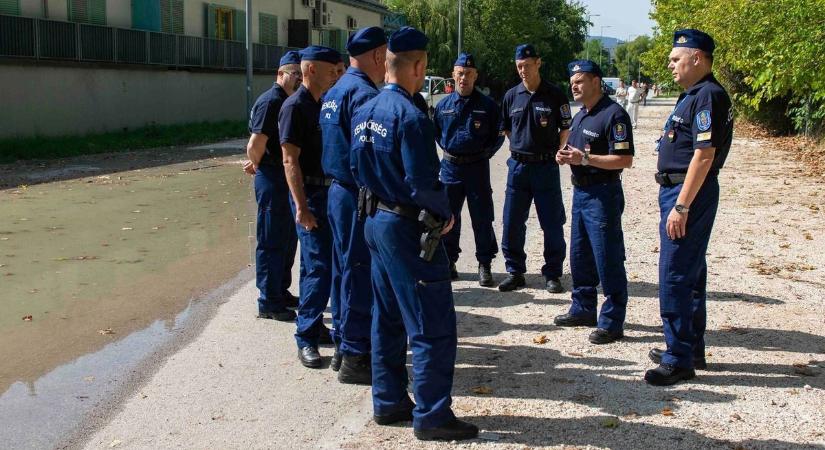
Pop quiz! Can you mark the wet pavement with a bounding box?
[0,141,256,445]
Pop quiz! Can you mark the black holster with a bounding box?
[418,210,446,262]
[357,187,378,221]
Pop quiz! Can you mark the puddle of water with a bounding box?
[0,155,256,393]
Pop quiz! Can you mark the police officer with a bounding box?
[645,29,732,386]
[320,26,387,384]
[244,50,303,322]
[279,45,341,368]
[433,53,504,287]
[554,60,634,344]
[351,26,478,441]
[498,44,572,293]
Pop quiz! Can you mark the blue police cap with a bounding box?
[279,50,301,67]
[515,44,538,60]
[453,52,476,68]
[673,28,715,55]
[567,59,603,78]
[346,26,387,56]
[299,45,342,64]
[387,26,429,53]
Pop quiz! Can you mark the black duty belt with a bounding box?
[442,151,488,165]
[377,201,421,221]
[510,152,552,163]
[571,171,621,188]
[654,172,686,186]
[332,179,357,190]
[304,176,333,187]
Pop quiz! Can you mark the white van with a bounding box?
[420,76,450,115]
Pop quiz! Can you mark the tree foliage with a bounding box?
[613,36,652,83]
[642,0,825,133]
[385,0,589,95]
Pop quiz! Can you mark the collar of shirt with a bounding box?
[296,84,320,105]
[271,82,286,96]
[345,66,378,90]
[686,73,717,95]
[580,94,611,118]
[515,79,550,96]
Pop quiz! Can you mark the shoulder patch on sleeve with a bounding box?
[613,123,628,141]
[696,110,712,131]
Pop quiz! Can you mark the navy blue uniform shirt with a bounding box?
[433,90,504,156]
[500,79,572,155]
[248,83,288,167]
[351,84,451,220]
[567,95,635,177]
[320,67,380,186]
[657,74,732,174]
[279,85,324,178]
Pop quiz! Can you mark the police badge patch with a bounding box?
[474,120,481,129]
[540,115,548,127]
[561,104,571,119]
[696,110,712,131]
[614,123,627,141]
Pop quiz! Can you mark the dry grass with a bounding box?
[736,121,825,179]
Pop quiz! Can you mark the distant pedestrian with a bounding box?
[616,80,628,109]
[627,80,641,128]
[641,82,650,106]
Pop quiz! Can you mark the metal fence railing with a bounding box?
[0,14,294,72]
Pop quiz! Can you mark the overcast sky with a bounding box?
[580,0,656,41]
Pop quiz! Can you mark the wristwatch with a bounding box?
[674,204,689,214]
[581,147,590,166]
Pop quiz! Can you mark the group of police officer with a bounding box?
[243,24,731,441]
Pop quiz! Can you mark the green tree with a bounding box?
[613,36,652,83]
[642,0,825,133]
[386,0,589,92]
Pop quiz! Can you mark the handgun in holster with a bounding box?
[357,187,378,221]
[418,210,446,262]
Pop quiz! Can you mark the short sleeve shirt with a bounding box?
[278,85,324,178]
[657,74,733,174]
[248,83,288,167]
[500,79,572,155]
[567,95,635,178]
[433,90,503,156]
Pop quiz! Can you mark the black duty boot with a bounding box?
[589,328,624,344]
[648,348,707,370]
[449,262,459,280]
[498,273,526,292]
[478,263,494,287]
[338,353,372,385]
[374,396,415,425]
[330,345,342,372]
[282,291,299,309]
[414,418,479,441]
[257,309,296,322]
[644,363,696,386]
[298,346,322,368]
[553,313,597,327]
[545,278,564,293]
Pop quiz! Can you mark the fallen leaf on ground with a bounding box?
[22,315,32,321]
[98,328,115,335]
[730,413,743,421]
[779,243,791,249]
[471,386,493,395]
[661,407,674,416]
[109,440,122,448]
[533,335,549,344]
[804,232,813,240]
[568,351,584,357]
[121,227,133,231]
[83,376,95,382]
[601,416,620,428]
[623,411,640,419]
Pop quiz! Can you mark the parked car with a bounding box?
[420,76,450,115]
[602,77,621,100]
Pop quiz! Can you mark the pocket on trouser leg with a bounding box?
[414,279,456,338]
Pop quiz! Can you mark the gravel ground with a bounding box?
[80,98,824,450]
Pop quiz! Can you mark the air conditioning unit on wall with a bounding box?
[324,13,331,26]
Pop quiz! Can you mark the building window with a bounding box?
[319,28,346,54]
[259,13,278,45]
[68,0,106,25]
[0,0,21,15]
[206,4,244,41]
[160,0,184,34]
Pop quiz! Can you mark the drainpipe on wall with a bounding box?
[43,0,49,18]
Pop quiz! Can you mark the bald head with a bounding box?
[386,50,428,94]
[350,44,387,85]
[668,46,713,89]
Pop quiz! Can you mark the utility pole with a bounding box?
[457,0,463,55]
[585,14,599,60]
[599,25,611,67]
[245,0,253,118]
